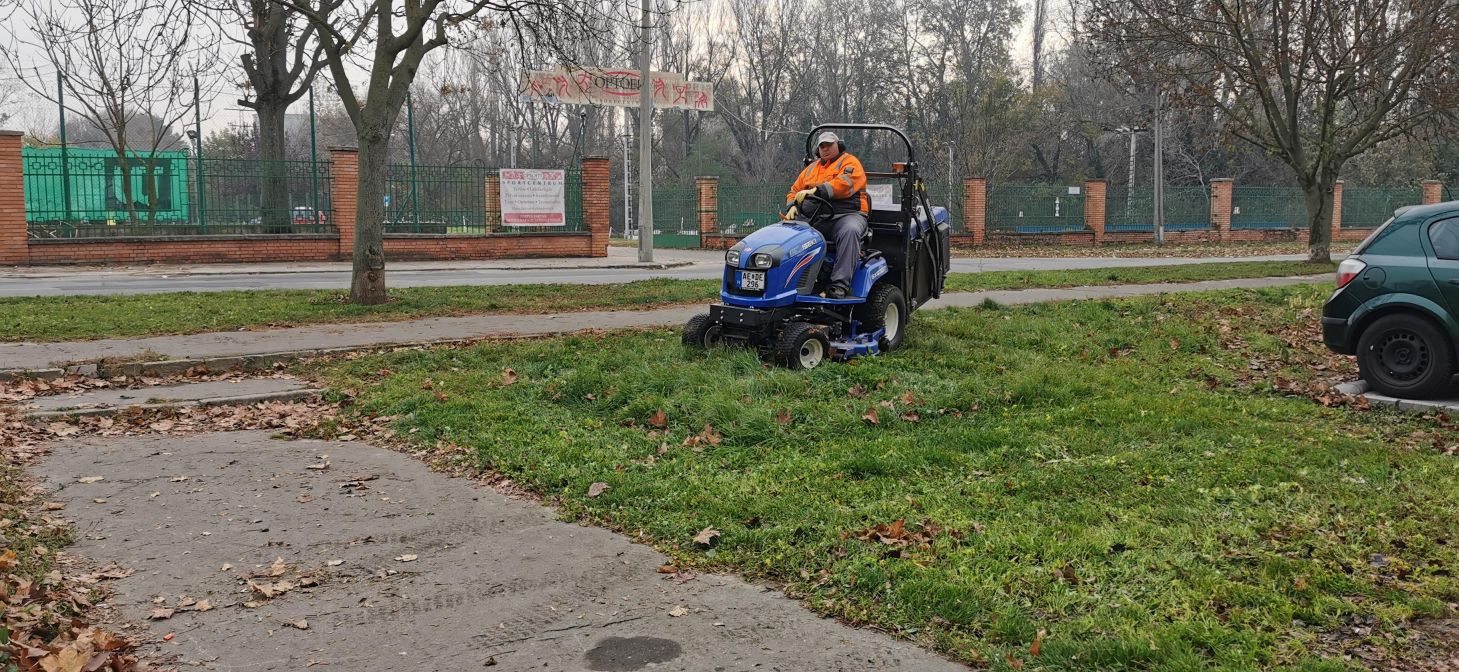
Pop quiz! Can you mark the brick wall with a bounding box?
[27,236,340,265]
[382,233,593,260]
[1210,178,1233,242]
[1424,180,1443,205]
[0,131,25,265]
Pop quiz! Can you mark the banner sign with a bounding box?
[500,169,566,226]
[519,67,714,111]
[867,183,898,211]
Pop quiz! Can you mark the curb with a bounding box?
[21,388,325,420]
[1335,379,1459,414]
[0,261,698,280]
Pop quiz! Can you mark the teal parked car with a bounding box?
[1323,202,1459,398]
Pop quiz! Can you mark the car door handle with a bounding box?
[1449,279,1459,285]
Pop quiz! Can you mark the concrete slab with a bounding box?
[1334,378,1459,413]
[19,378,312,414]
[35,431,965,671]
[0,275,1329,373]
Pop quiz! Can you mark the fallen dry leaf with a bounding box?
[848,384,867,398]
[77,476,104,484]
[668,605,688,617]
[327,559,344,567]
[649,409,668,429]
[296,494,314,504]
[1031,629,1045,657]
[287,619,309,630]
[42,501,65,510]
[47,422,80,437]
[149,607,174,621]
[501,368,519,386]
[861,407,880,425]
[194,599,213,612]
[692,526,721,547]
[657,564,677,574]
[587,482,610,498]
[221,563,234,572]
[775,410,792,426]
[267,557,287,577]
[395,554,418,562]
[306,462,330,471]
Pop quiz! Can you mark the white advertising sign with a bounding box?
[867,183,897,211]
[500,169,566,227]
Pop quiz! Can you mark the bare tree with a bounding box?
[284,0,627,304]
[2,0,219,225]
[1085,0,1459,262]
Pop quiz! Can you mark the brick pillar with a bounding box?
[1084,179,1107,245]
[0,131,26,266]
[484,172,501,233]
[1424,180,1444,205]
[695,176,719,237]
[962,177,986,245]
[582,157,610,257]
[1210,178,1233,242]
[329,147,358,259]
[1331,181,1344,241]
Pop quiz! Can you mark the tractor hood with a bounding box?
[729,221,824,267]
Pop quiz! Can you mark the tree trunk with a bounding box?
[257,100,292,233]
[350,130,390,305]
[1302,177,1336,264]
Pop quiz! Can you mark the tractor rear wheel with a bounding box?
[855,284,908,352]
[775,322,829,370]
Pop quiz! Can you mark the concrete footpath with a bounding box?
[39,431,965,671]
[2,274,1328,374]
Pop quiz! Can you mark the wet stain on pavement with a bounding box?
[584,636,683,671]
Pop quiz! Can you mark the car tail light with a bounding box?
[1336,258,1366,288]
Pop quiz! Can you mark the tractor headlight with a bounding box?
[751,253,773,269]
[725,250,741,267]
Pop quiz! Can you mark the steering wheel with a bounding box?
[794,192,837,226]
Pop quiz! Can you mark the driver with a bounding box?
[784,131,869,298]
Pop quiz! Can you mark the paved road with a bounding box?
[0,248,1314,297]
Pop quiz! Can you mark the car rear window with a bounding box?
[1356,217,1417,256]
[1430,219,1459,259]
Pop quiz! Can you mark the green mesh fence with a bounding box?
[987,184,1085,233]
[716,183,787,235]
[651,187,700,248]
[1231,187,1306,230]
[382,166,585,235]
[1105,186,1210,233]
[23,147,335,238]
[1341,187,1422,230]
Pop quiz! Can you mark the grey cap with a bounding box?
[815,131,840,146]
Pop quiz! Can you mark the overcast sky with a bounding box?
[1,0,1052,141]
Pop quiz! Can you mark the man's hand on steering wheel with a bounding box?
[793,188,817,205]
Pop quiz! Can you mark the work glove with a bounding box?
[793,188,816,204]
[783,205,799,220]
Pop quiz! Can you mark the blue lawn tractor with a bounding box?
[682,124,952,369]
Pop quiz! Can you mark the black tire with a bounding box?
[775,322,830,370]
[1357,313,1455,399]
[854,283,909,352]
[682,313,723,348]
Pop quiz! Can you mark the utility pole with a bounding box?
[637,0,654,262]
[1152,89,1166,245]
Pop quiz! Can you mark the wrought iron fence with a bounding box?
[1341,187,1422,230]
[381,165,587,235]
[1231,187,1306,230]
[987,184,1085,233]
[1106,186,1210,232]
[23,147,334,238]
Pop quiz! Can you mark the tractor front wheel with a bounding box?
[775,322,829,370]
[682,313,724,348]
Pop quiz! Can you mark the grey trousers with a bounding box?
[822,212,867,286]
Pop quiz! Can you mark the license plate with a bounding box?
[739,271,765,290]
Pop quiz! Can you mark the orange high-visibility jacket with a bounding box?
[785,151,869,215]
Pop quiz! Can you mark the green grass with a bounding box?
[0,261,1330,342]
[316,283,1456,671]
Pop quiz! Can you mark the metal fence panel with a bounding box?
[23,147,336,238]
[987,184,1085,233]
[1231,186,1306,230]
[716,183,786,235]
[1341,187,1422,230]
[1105,186,1210,232]
[384,163,489,234]
[651,187,700,248]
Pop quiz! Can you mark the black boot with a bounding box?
[827,282,850,299]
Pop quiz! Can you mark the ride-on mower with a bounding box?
[682,124,952,369]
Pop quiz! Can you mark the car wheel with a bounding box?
[682,313,721,348]
[854,284,909,352]
[775,322,829,370]
[1357,313,1455,398]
